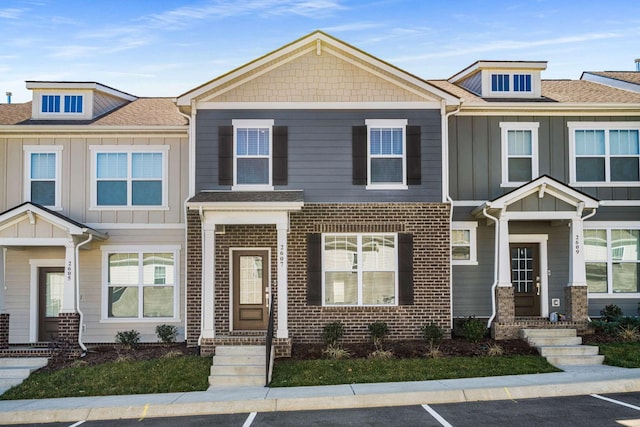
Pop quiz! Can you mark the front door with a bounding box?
[510,244,541,316]
[38,267,65,341]
[232,250,269,330]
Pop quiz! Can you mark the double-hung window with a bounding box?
[451,222,478,265]
[500,122,539,186]
[23,146,63,209]
[322,233,398,306]
[366,119,407,189]
[92,146,168,208]
[233,119,273,189]
[102,246,180,320]
[569,122,640,185]
[584,226,640,295]
[40,94,83,114]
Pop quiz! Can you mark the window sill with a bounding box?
[232,185,274,191]
[500,182,527,188]
[452,260,478,266]
[588,293,640,299]
[365,184,408,191]
[321,304,398,309]
[570,182,640,187]
[90,206,170,211]
[100,317,180,323]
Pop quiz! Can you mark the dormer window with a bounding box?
[40,94,83,114]
[513,74,532,92]
[449,61,545,99]
[491,74,510,92]
[490,73,533,95]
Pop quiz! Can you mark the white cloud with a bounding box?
[323,22,384,32]
[0,8,25,19]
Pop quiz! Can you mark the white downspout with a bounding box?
[482,208,500,329]
[441,100,461,331]
[75,233,94,355]
[197,205,204,347]
[177,106,192,346]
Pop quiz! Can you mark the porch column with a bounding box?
[497,216,512,287]
[60,242,77,313]
[276,223,288,339]
[201,225,216,340]
[0,247,7,349]
[568,217,587,286]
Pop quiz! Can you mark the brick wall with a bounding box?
[186,202,451,348]
[57,312,81,358]
[565,285,588,323]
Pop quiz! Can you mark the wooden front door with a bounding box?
[39,267,65,341]
[510,244,541,316]
[232,250,269,330]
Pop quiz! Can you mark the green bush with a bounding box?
[321,321,345,347]
[368,321,389,351]
[600,304,623,322]
[155,324,178,344]
[421,322,444,348]
[462,316,487,343]
[115,330,140,349]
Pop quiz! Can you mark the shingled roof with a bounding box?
[0,98,187,126]
[586,71,640,86]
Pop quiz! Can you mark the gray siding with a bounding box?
[195,109,442,202]
[589,299,639,318]
[459,73,482,95]
[449,115,640,202]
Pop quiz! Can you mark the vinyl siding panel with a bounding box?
[449,115,640,202]
[195,109,442,202]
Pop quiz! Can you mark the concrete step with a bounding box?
[0,357,48,368]
[520,328,577,339]
[211,364,264,376]
[212,354,264,365]
[527,336,583,346]
[208,374,264,387]
[546,355,605,366]
[0,367,35,378]
[215,346,265,357]
[538,345,600,357]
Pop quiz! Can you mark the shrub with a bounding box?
[618,325,640,342]
[600,304,623,322]
[156,324,178,344]
[486,343,504,356]
[115,330,140,349]
[462,316,487,343]
[421,322,444,348]
[590,319,619,336]
[368,321,389,351]
[322,345,351,360]
[368,349,394,360]
[321,321,345,347]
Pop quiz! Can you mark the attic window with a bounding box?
[491,74,510,92]
[41,94,83,113]
[514,74,532,92]
[490,73,533,94]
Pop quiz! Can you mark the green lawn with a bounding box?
[599,342,640,368]
[270,355,559,387]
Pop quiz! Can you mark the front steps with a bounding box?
[0,357,49,395]
[521,329,604,367]
[209,345,266,387]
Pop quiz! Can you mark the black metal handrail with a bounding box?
[265,293,275,386]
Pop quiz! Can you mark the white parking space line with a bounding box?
[422,404,453,427]
[591,394,640,411]
[68,421,86,427]
[243,411,258,427]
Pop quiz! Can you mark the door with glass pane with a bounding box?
[39,267,64,341]
[232,250,269,330]
[510,244,541,316]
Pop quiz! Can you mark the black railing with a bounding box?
[265,293,275,386]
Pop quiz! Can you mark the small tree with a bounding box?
[321,321,350,359]
[368,321,389,351]
[462,316,487,343]
[421,322,444,358]
[115,330,140,349]
[155,324,178,344]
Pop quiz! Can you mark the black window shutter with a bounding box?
[273,126,288,186]
[307,233,322,305]
[218,125,233,186]
[352,125,367,185]
[398,233,414,305]
[406,125,421,185]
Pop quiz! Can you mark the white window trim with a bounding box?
[365,119,408,190]
[499,122,539,187]
[32,91,93,120]
[568,122,640,187]
[23,145,63,210]
[89,145,170,210]
[451,221,478,265]
[100,245,181,322]
[232,119,274,191]
[584,222,640,298]
[482,71,542,98]
[321,233,399,307]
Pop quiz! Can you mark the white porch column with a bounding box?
[276,222,288,339]
[568,217,587,286]
[497,216,512,287]
[201,226,216,339]
[60,242,76,312]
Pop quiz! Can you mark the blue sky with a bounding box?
[1,0,639,103]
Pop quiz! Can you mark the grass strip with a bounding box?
[270,355,559,387]
[599,342,640,368]
[1,355,211,400]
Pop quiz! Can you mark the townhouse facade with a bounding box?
[0,31,638,358]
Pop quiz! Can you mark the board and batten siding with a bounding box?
[195,109,442,202]
[448,115,640,202]
[0,135,188,225]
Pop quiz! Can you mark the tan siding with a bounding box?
[5,138,23,208]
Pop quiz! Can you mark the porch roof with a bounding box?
[0,202,108,242]
[471,175,599,216]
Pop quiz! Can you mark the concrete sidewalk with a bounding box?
[2,365,640,424]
